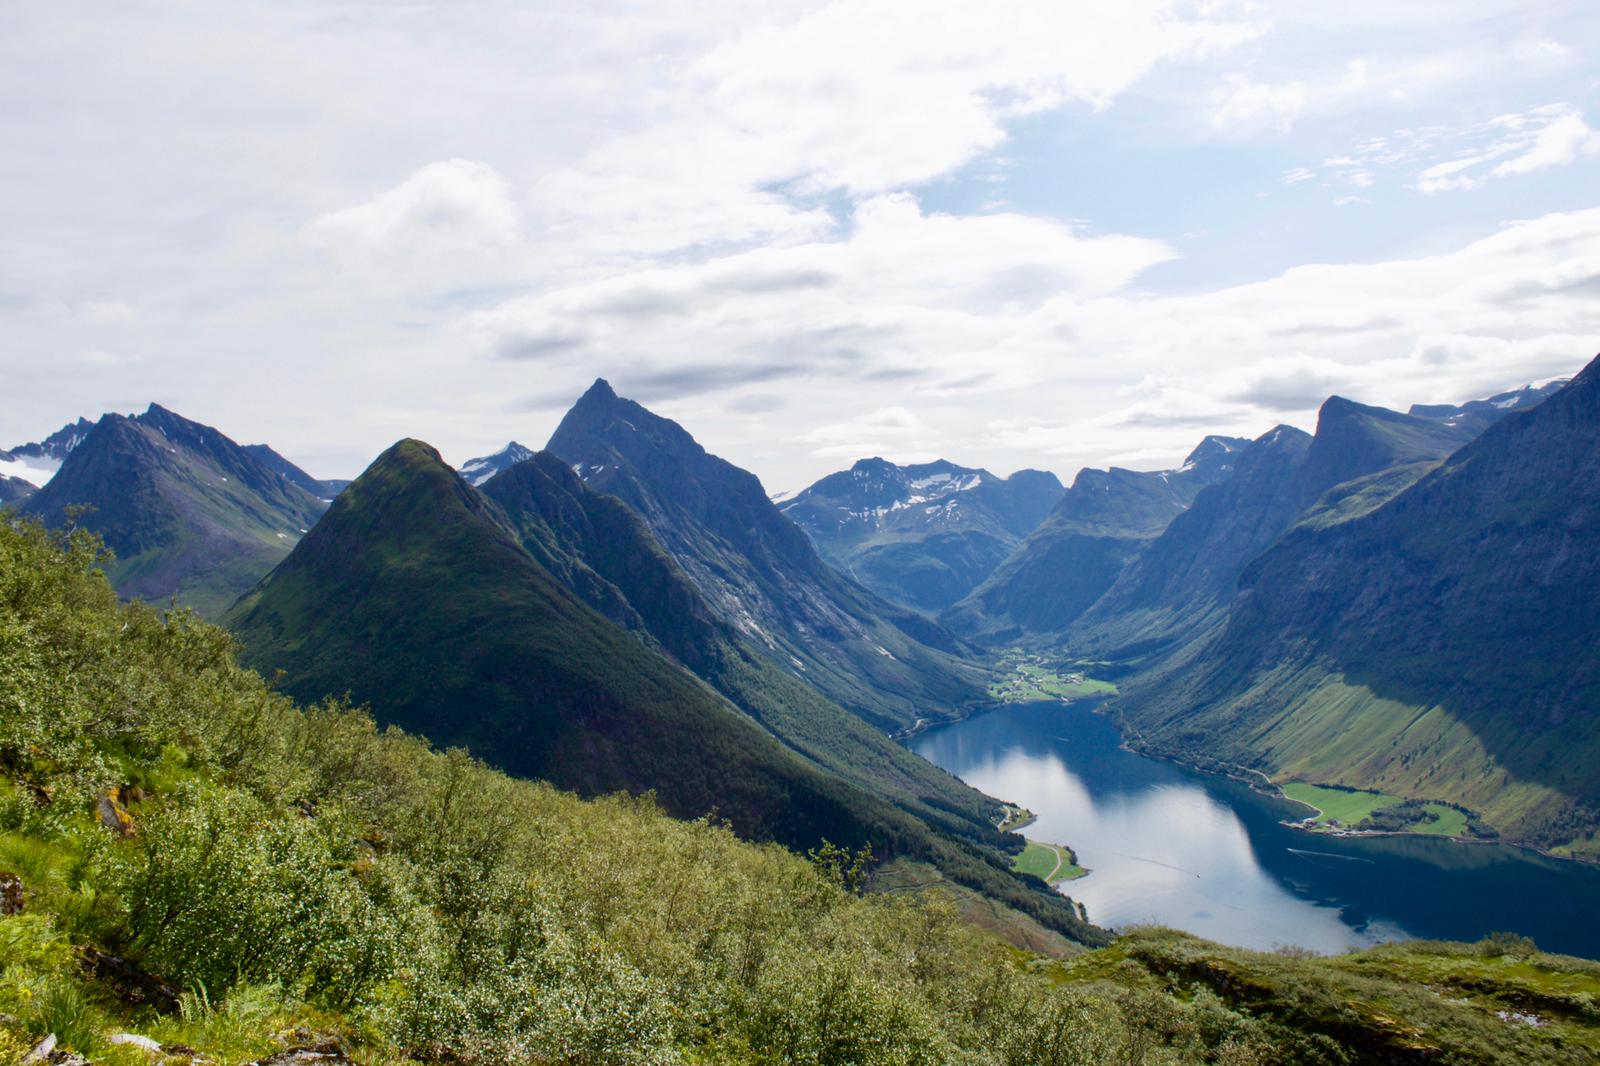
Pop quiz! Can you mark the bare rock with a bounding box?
[20,1034,55,1064]
[96,789,135,837]
[79,946,181,1013]
[109,1032,163,1052]
[247,1042,356,1065]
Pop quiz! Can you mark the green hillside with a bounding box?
[8,517,1600,1063]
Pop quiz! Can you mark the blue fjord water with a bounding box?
[913,700,1600,956]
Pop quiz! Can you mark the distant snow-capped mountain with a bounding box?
[458,441,536,486]
[779,457,1065,612]
[2,416,96,486]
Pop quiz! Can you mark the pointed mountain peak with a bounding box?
[370,438,454,477]
[1313,395,1386,426]
[315,437,494,540]
[580,377,618,404]
[1259,424,1311,448]
[459,440,538,486]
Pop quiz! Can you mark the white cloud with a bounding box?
[309,159,520,260]
[532,1,1262,255]
[466,193,1175,400]
[1212,74,1308,133]
[2,0,1598,491]
[1305,103,1600,194]
[800,406,936,458]
[1488,110,1600,178]
[82,301,137,323]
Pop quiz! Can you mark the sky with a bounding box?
[3,1,1599,493]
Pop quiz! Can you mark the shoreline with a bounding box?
[1094,699,1600,869]
[908,688,1600,871]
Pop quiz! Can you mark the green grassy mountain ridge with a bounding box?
[479,452,1006,847]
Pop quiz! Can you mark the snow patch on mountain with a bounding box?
[458,441,535,486]
[0,453,61,487]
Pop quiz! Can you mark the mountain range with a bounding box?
[19,405,335,617]
[13,357,1600,895]
[778,458,1063,612]
[1112,359,1600,847]
[942,435,1248,642]
[227,434,1097,942]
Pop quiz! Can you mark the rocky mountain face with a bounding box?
[944,436,1248,641]
[1063,394,1495,659]
[545,379,987,733]
[22,405,331,618]
[7,415,95,463]
[0,478,35,504]
[458,440,536,486]
[779,458,1064,612]
[1117,356,1600,846]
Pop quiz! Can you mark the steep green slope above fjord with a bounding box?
[480,452,1005,847]
[227,441,1096,939]
[1117,356,1600,851]
[22,404,330,618]
[945,435,1248,643]
[546,379,988,734]
[779,457,1064,612]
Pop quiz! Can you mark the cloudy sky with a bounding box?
[4,1,1599,492]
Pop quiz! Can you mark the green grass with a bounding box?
[1414,803,1470,836]
[1280,782,1402,826]
[1280,783,1472,838]
[1012,841,1087,884]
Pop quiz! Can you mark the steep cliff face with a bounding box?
[546,380,986,732]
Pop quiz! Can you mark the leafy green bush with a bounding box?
[105,786,424,1006]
